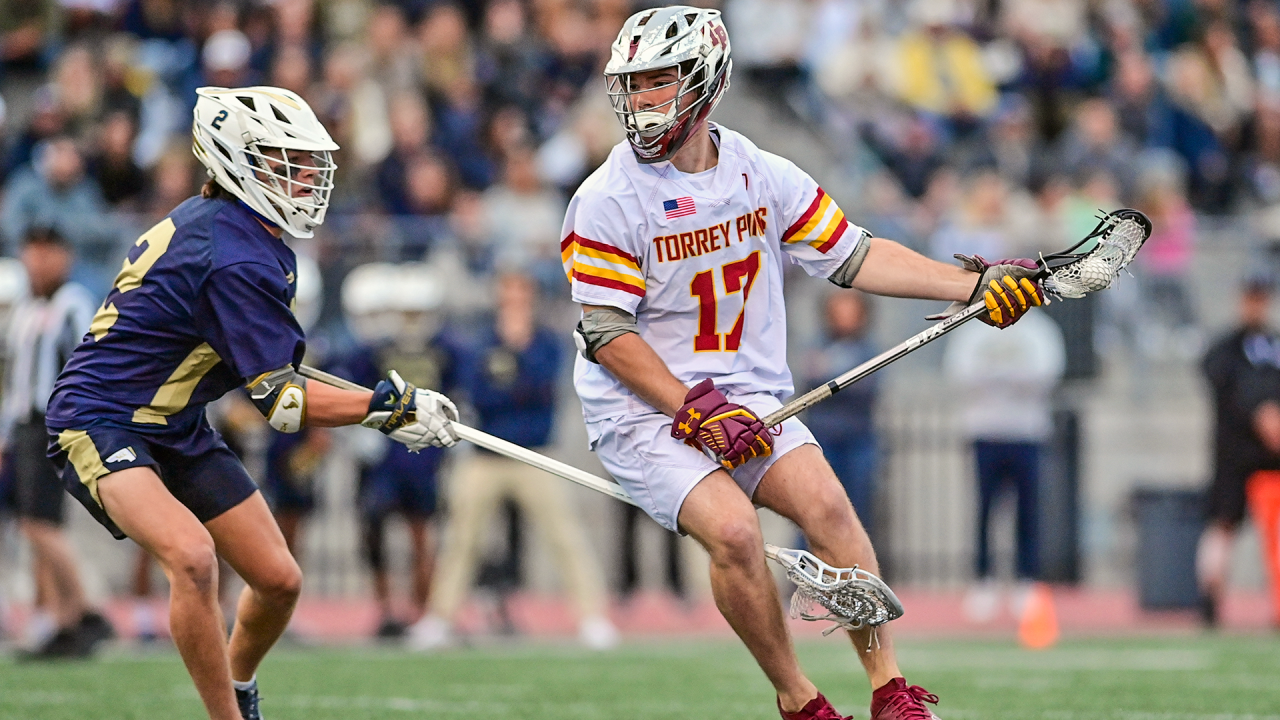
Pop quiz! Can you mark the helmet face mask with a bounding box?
[604,7,732,164]
[192,86,340,238]
[243,145,336,228]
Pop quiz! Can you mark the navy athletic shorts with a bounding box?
[358,445,442,519]
[47,419,258,540]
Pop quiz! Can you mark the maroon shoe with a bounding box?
[778,693,852,720]
[870,678,940,720]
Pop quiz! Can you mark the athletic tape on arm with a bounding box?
[828,230,872,288]
[246,367,308,433]
[574,306,639,363]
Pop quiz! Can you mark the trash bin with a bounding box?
[1132,488,1204,609]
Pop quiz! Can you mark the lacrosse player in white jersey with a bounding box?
[563,8,1047,720]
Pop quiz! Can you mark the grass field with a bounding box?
[1,635,1278,719]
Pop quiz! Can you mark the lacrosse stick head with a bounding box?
[1040,208,1152,299]
[765,544,904,633]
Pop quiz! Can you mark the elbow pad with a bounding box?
[573,306,639,363]
[246,367,308,433]
[828,230,872,288]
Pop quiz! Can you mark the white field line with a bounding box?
[899,648,1213,672]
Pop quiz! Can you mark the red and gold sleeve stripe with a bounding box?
[781,187,851,255]
[561,233,646,298]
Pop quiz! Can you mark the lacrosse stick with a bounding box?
[298,364,902,632]
[296,364,638,506]
[761,208,1153,428]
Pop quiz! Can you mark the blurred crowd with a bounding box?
[0,0,1267,355]
[2,0,1280,651]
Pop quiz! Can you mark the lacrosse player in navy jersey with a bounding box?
[43,86,460,720]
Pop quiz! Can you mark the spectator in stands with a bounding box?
[1135,157,1199,351]
[90,110,147,209]
[476,0,549,118]
[944,307,1066,623]
[398,151,457,259]
[52,45,103,138]
[891,0,998,136]
[0,0,54,75]
[377,92,434,215]
[800,291,881,541]
[311,43,394,173]
[1,135,109,256]
[418,3,475,97]
[484,145,565,293]
[1055,98,1138,198]
[1198,274,1280,626]
[860,114,947,200]
[366,4,419,94]
[3,86,66,181]
[434,75,494,189]
[0,227,113,658]
[269,43,313,98]
[409,272,616,650]
[1109,51,1178,150]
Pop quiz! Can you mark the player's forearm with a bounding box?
[305,381,373,427]
[594,332,690,417]
[851,237,978,302]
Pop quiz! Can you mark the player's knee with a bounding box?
[168,543,219,597]
[255,557,303,605]
[708,519,764,568]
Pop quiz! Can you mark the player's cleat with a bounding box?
[777,693,852,720]
[16,626,93,661]
[77,611,115,650]
[235,678,263,720]
[578,615,619,650]
[406,614,454,651]
[871,678,940,720]
[374,616,407,640]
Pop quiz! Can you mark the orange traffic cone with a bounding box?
[1017,582,1060,650]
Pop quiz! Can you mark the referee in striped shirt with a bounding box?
[1,226,112,658]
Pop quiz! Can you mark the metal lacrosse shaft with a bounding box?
[761,301,989,428]
[296,364,640,506]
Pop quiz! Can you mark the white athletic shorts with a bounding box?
[586,392,818,532]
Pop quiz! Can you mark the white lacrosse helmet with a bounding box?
[342,263,397,343]
[192,86,339,238]
[604,6,732,164]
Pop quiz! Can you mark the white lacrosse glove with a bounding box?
[361,370,460,450]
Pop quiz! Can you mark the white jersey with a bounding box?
[562,125,868,422]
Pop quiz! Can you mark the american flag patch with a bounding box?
[663,197,696,219]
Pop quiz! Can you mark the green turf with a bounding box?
[1,635,1277,719]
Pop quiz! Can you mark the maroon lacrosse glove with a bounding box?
[958,255,1045,328]
[670,379,774,469]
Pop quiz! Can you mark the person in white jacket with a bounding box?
[943,309,1065,622]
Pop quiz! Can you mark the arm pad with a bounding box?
[246,367,308,433]
[574,306,639,364]
[828,230,872,288]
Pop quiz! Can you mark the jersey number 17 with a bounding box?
[690,250,760,353]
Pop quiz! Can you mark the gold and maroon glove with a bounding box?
[958,255,1045,328]
[670,379,773,469]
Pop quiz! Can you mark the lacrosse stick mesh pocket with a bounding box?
[769,546,904,634]
[1042,214,1150,299]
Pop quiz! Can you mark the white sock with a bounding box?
[232,675,257,691]
[132,602,155,637]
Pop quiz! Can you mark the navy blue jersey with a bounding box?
[46,197,305,435]
[459,325,561,448]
